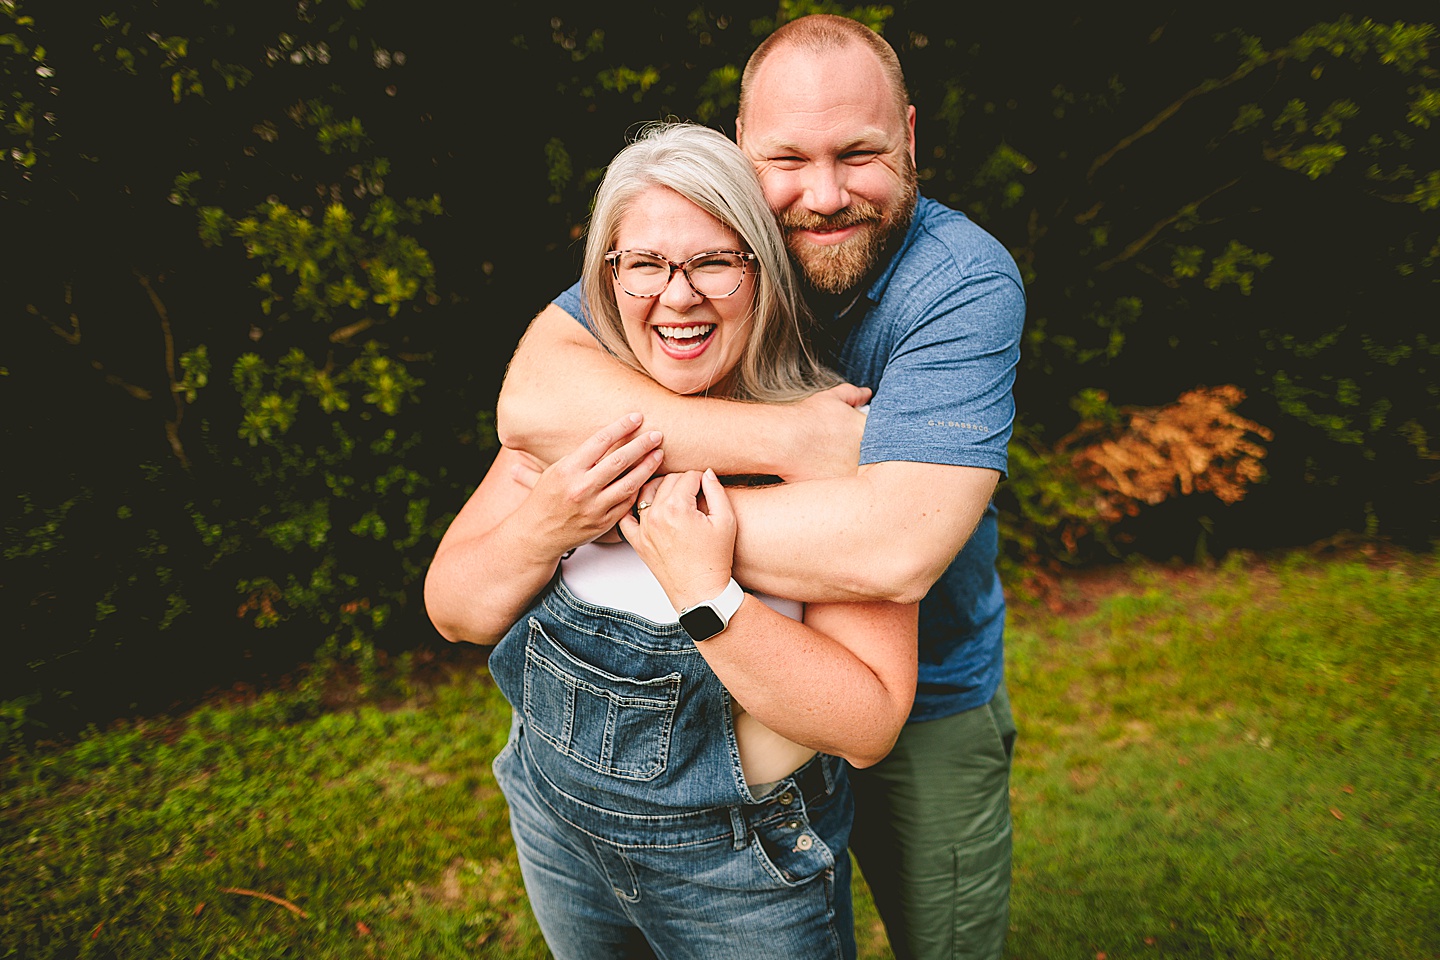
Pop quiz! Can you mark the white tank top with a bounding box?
[560,540,803,623]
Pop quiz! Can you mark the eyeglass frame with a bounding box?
[604,248,758,300]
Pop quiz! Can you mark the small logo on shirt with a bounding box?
[929,419,987,432]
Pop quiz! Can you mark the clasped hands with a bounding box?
[620,468,736,613]
[505,412,735,613]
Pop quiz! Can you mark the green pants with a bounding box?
[849,684,1016,960]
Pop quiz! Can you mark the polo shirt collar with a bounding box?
[836,195,928,322]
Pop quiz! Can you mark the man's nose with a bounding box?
[657,266,702,309]
[802,162,850,216]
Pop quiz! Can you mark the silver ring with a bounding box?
[636,501,652,511]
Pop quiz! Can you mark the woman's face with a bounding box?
[611,186,756,397]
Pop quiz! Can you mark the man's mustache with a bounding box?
[779,201,883,232]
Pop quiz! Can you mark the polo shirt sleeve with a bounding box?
[858,270,1024,476]
[552,279,593,333]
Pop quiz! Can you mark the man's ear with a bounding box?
[906,104,917,162]
[734,113,745,148]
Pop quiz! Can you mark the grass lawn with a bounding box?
[3,551,1437,958]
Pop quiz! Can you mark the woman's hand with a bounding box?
[515,413,664,559]
[620,469,736,612]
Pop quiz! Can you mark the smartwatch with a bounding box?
[678,578,746,642]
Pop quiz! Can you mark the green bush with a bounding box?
[3,2,1436,739]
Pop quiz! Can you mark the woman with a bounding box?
[425,123,916,960]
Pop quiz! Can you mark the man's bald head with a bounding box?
[738,14,910,133]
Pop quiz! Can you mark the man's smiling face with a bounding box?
[738,41,918,295]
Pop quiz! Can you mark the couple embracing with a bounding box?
[426,14,1024,960]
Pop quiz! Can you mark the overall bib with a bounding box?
[488,575,856,960]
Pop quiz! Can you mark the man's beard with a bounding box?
[779,157,919,295]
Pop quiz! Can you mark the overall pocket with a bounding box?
[521,618,681,781]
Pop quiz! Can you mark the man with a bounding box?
[494,15,1023,960]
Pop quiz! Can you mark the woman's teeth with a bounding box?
[656,324,715,342]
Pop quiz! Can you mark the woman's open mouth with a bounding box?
[653,323,717,358]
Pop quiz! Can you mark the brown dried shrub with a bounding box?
[1001,385,1273,609]
[1061,384,1274,524]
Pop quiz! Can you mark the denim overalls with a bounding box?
[488,574,856,960]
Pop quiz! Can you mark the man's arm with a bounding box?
[634,460,999,606]
[504,253,1020,608]
[727,260,1022,604]
[498,305,979,606]
[734,461,998,605]
[497,304,869,481]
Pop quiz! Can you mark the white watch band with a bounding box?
[708,577,745,621]
[677,577,746,641]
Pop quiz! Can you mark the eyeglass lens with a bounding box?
[612,251,749,298]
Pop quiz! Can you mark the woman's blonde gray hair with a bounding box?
[581,122,839,403]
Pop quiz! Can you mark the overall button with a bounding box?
[796,835,814,851]
[777,791,794,805]
[786,820,802,830]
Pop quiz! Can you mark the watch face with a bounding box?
[679,605,726,642]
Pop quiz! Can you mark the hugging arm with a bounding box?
[497,304,870,482]
[497,305,972,606]
[423,415,664,646]
[724,460,999,605]
[503,267,1022,607]
[728,270,1023,603]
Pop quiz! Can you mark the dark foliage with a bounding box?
[2,1,1435,740]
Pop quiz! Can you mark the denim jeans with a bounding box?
[488,576,856,960]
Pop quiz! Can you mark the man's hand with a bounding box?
[773,383,870,481]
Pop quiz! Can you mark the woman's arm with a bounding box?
[711,595,917,768]
[620,469,917,767]
[424,414,665,646]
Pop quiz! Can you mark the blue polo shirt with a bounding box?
[554,195,1024,721]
